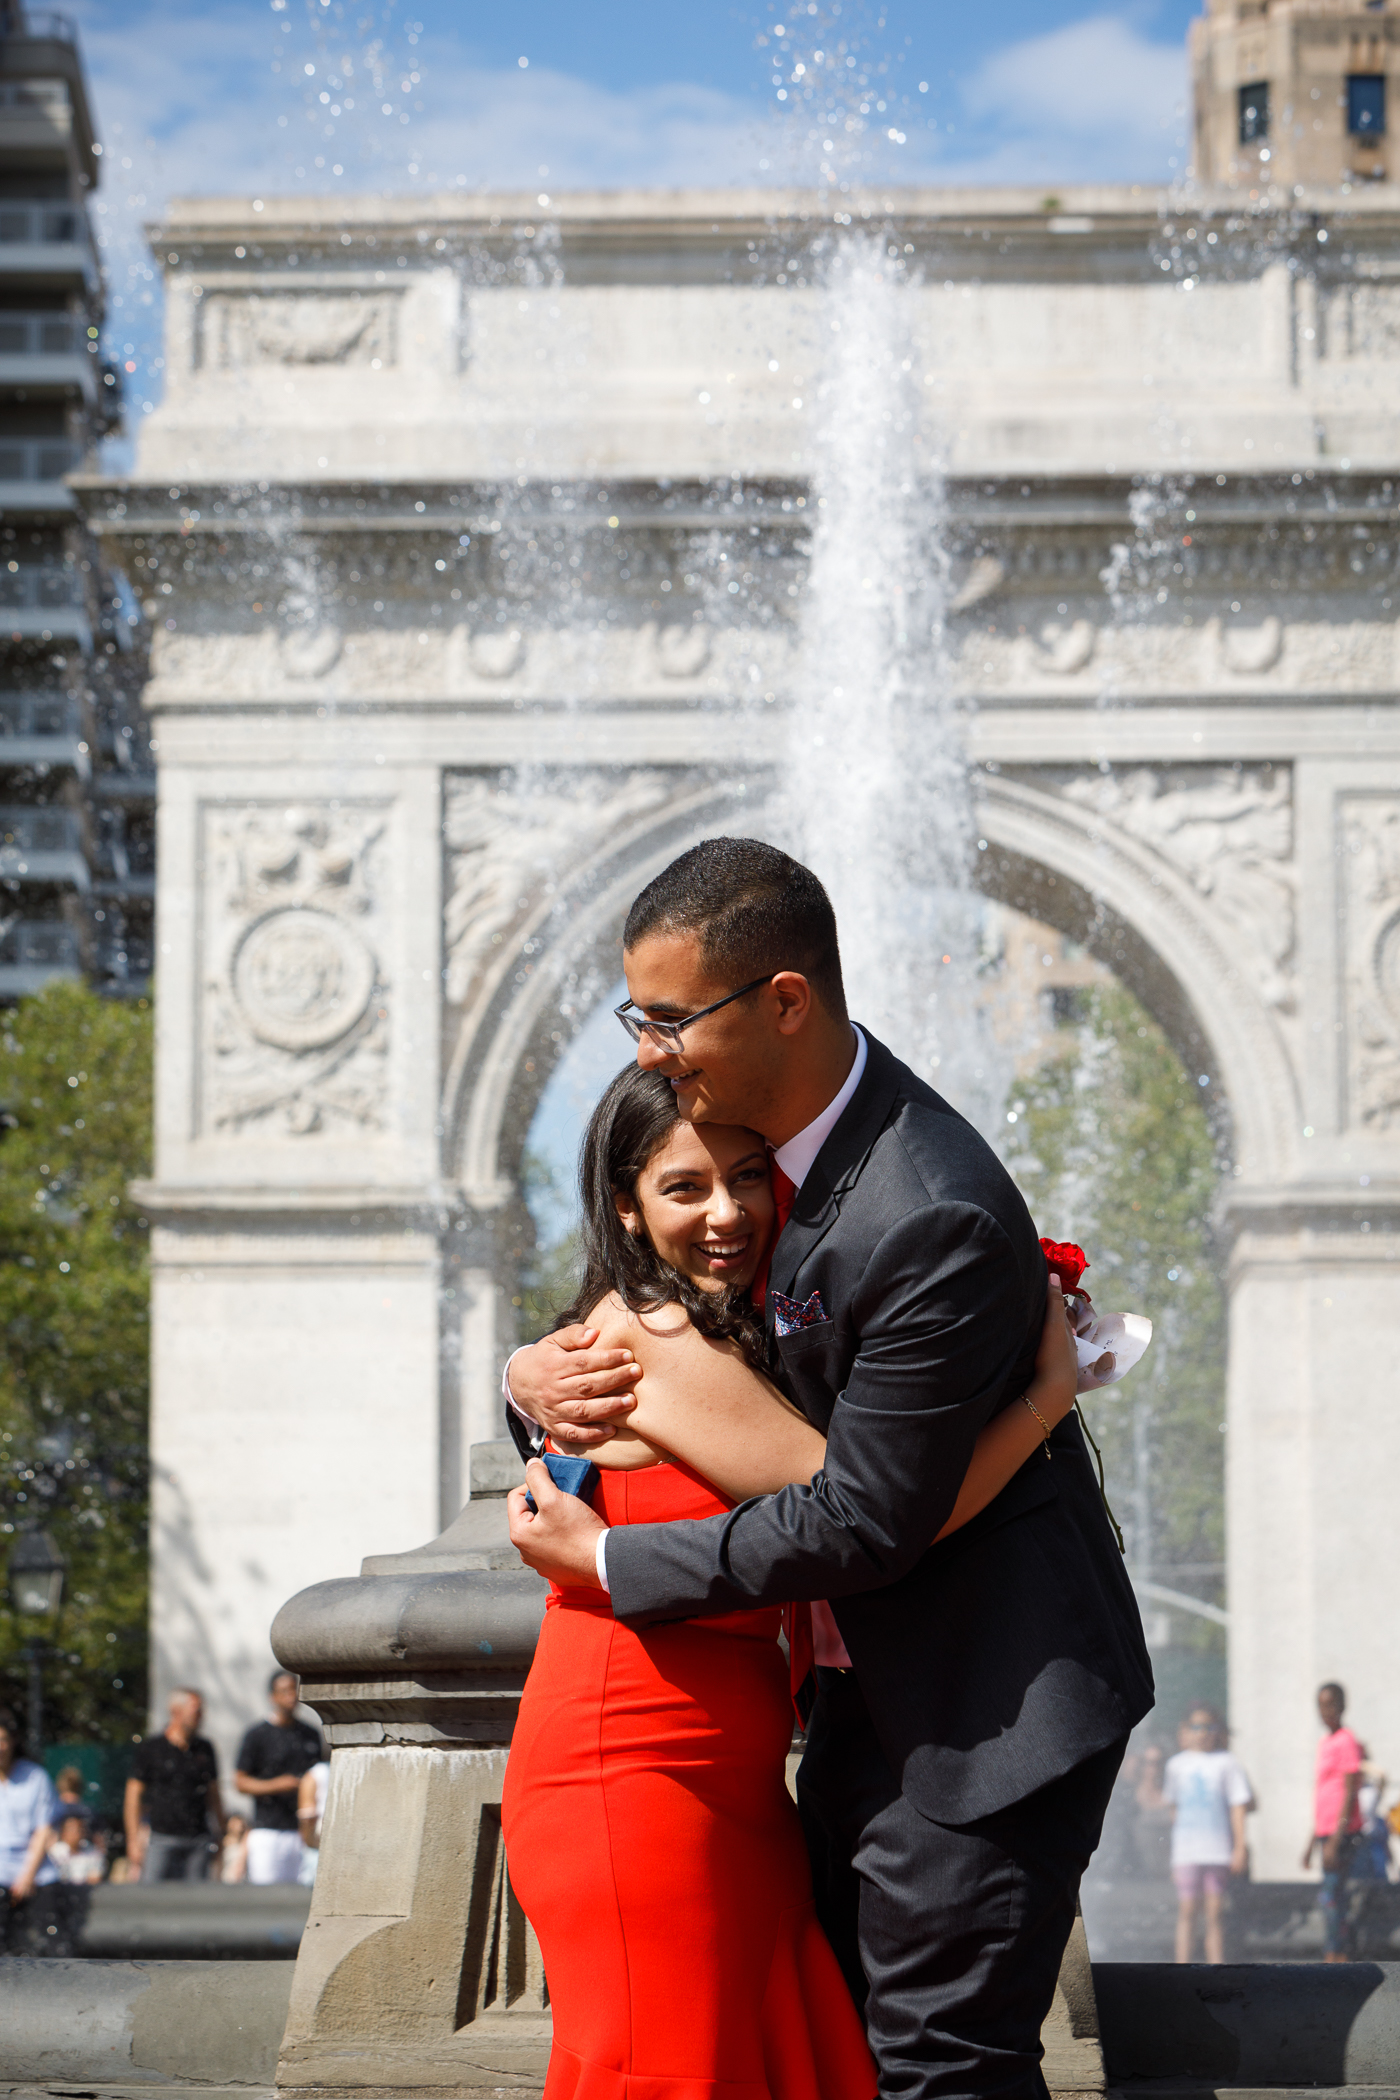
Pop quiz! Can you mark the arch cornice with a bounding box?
[976,774,1299,1184]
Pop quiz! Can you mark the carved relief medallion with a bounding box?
[651,622,712,678]
[202,803,389,1137]
[1211,614,1284,677]
[277,622,343,680]
[231,908,376,1051]
[1020,618,1097,677]
[467,627,526,679]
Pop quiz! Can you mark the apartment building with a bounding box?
[0,4,151,998]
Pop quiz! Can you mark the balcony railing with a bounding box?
[0,76,67,120]
[0,200,85,244]
[0,564,81,608]
[0,11,81,45]
[0,690,80,738]
[0,437,78,480]
[0,803,82,854]
[0,916,79,968]
[0,312,83,354]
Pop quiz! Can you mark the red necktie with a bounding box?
[751,1156,798,1309]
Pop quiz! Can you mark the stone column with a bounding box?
[1224,760,1400,1881]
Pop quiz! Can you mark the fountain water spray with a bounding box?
[769,28,1010,1131]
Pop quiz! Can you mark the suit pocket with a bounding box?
[776,1318,839,1359]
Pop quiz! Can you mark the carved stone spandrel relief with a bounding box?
[444,770,673,1012]
[1339,794,1400,1133]
[201,803,390,1137]
[1060,766,1296,1012]
[200,291,399,369]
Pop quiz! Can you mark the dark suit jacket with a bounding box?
[594,1028,1154,1825]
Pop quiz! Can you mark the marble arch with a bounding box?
[82,183,1400,1883]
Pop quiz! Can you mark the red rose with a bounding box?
[1040,1237,1090,1296]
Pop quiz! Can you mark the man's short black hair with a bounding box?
[623,838,847,1021]
[1320,1680,1346,1706]
[269,1668,298,1696]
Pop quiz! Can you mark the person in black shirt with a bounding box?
[235,1671,324,1885]
[124,1689,223,1882]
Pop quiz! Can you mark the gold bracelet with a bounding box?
[1021,1393,1052,1459]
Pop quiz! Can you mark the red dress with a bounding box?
[502,1460,877,2100]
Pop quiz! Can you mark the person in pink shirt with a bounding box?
[1302,1681,1364,1961]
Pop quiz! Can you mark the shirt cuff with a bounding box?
[595,1529,611,1593]
[502,1348,541,1433]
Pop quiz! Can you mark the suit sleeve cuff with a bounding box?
[595,1529,611,1593]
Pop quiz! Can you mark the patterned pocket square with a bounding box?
[771,1288,830,1336]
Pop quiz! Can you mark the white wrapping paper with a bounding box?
[1070,1296,1152,1391]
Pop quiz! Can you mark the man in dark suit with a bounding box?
[506,837,1152,2100]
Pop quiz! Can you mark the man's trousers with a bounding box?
[797,1667,1125,2100]
[143,1832,215,1882]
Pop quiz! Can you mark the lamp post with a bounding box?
[8,1526,66,1759]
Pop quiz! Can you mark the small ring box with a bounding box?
[524,1451,601,1512]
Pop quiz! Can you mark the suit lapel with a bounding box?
[769,1030,903,1302]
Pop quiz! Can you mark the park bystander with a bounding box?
[235,1672,324,1886]
[1163,1707,1254,1964]
[1304,1682,1366,1963]
[125,1689,224,1882]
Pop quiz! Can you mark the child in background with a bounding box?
[296,1760,329,1886]
[218,1812,250,1884]
[1164,1706,1254,1964]
[53,1767,89,1822]
[48,1811,105,1884]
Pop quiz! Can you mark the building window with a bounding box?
[1238,81,1270,143]
[1348,74,1387,137]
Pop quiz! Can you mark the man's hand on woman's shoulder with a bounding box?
[510,1323,642,1448]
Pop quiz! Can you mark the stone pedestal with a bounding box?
[270,1443,1105,2098]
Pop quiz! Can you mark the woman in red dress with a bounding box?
[502,1067,1077,2100]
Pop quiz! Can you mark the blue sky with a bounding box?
[72,0,1197,406]
[66,0,1200,1216]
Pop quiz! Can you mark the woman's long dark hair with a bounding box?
[556,1064,773,1374]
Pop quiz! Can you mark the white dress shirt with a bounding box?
[507,1027,868,1603]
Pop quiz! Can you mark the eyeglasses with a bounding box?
[614,974,773,1055]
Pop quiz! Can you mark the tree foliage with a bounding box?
[0,981,152,1743]
[1005,982,1227,1637]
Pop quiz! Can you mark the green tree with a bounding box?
[0,981,152,1743]
[1006,982,1227,1641]
[517,1148,583,1344]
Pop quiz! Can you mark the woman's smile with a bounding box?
[694,1232,752,1279]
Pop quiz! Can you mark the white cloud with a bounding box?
[957,14,1187,179]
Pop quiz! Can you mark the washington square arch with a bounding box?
[73,174,1400,1883]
